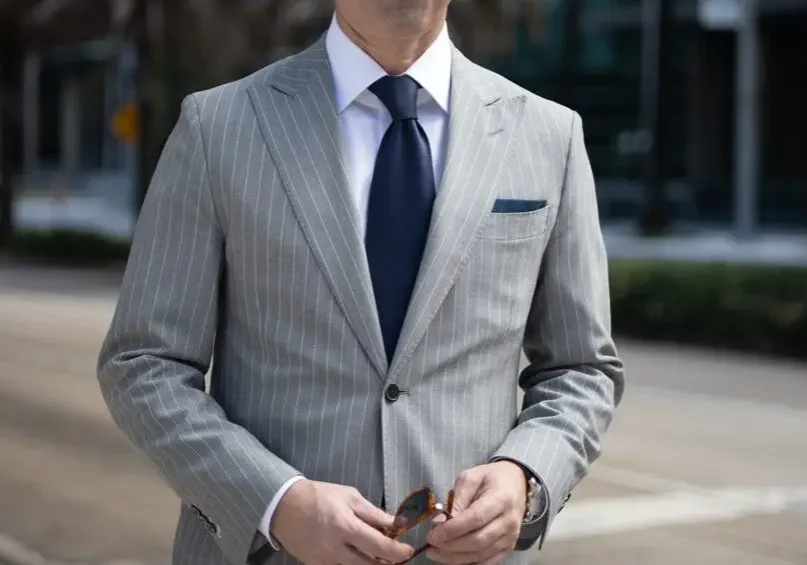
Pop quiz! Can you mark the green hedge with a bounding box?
[6,230,807,359]
[610,260,807,359]
[7,229,130,266]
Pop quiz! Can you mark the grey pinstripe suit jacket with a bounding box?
[97,37,624,565]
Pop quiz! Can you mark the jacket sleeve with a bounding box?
[490,111,625,549]
[97,95,300,565]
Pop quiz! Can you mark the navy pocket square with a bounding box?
[491,199,548,214]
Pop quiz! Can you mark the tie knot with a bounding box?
[369,75,419,120]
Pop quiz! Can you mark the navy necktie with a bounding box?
[365,75,436,362]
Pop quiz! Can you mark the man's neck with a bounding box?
[334,11,444,76]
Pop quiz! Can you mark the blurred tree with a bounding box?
[0,3,23,246]
[165,0,549,88]
[1,0,552,223]
[142,0,550,204]
[0,0,113,246]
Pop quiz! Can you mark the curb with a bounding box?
[0,533,161,565]
[0,533,48,565]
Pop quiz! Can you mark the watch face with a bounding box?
[527,496,538,519]
[526,480,540,520]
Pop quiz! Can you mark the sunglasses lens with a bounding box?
[394,488,431,529]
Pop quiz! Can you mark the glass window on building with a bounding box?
[29,43,131,181]
[484,0,807,231]
[484,0,646,221]
[758,10,807,229]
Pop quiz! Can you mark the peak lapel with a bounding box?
[247,40,388,378]
[389,49,527,378]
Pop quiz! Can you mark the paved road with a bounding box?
[1,264,806,565]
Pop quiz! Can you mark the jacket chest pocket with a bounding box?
[478,205,552,241]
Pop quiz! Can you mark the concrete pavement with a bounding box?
[1,264,806,564]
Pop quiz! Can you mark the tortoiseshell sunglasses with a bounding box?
[381,487,455,564]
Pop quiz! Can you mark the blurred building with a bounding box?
[15,39,137,237]
[9,0,807,239]
[487,0,807,232]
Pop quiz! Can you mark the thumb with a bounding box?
[353,497,396,531]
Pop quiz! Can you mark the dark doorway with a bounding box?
[759,11,807,228]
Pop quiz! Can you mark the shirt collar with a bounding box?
[325,15,452,114]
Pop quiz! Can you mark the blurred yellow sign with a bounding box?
[112,103,140,144]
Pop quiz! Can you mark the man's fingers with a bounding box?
[428,541,503,565]
[346,519,415,563]
[427,547,477,565]
[338,544,384,565]
[353,496,397,530]
[427,525,512,565]
[428,493,503,546]
[430,513,448,528]
[478,549,510,565]
[431,518,506,552]
[450,470,483,515]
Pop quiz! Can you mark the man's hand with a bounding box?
[426,461,527,565]
[271,479,415,565]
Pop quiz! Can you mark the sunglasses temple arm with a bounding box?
[398,543,432,565]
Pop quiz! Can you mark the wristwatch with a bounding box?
[523,473,542,522]
[511,465,549,552]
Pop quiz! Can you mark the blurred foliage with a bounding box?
[151,0,550,91]
[8,229,130,266]
[1,0,548,78]
[1,0,551,120]
[0,0,113,47]
[610,260,807,359]
[187,0,547,77]
[1,0,553,227]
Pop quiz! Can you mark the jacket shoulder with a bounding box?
[182,53,295,121]
[482,65,575,123]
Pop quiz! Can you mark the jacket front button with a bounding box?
[384,384,401,403]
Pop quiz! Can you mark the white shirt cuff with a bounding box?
[260,475,305,550]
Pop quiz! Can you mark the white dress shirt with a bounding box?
[258,15,452,548]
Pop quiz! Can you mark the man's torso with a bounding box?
[172,37,576,565]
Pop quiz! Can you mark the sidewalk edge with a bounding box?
[0,533,47,565]
[0,534,160,565]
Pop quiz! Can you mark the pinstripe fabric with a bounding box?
[97,37,624,565]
